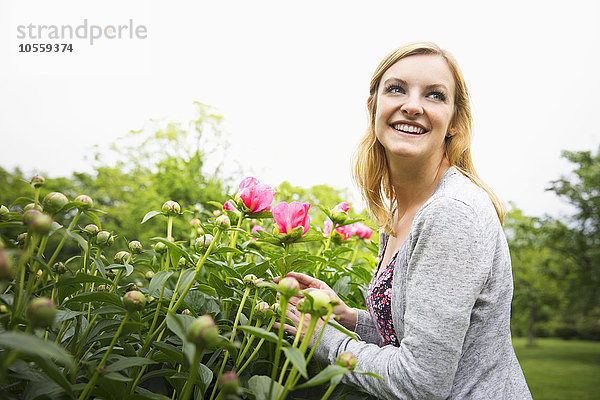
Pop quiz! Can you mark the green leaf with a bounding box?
[11,196,34,207]
[105,357,157,372]
[141,210,162,224]
[103,372,131,382]
[93,257,106,278]
[332,275,351,297]
[149,270,174,296]
[68,230,88,249]
[355,370,385,380]
[194,283,217,298]
[326,320,358,341]
[248,375,283,400]
[34,357,74,395]
[237,326,289,346]
[213,246,242,255]
[152,342,183,365]
[83,210,102,229]
[56,272,113,289]
[165,312,196,342]
[294,365,348,389]
[247,210,274,219]
[296,234,327,243]
[177,268,196,294]
[65,291,124,308]
[282,346,308,378]
[0,332,75,370]
[132,386,173,400]
[208,273,233,298]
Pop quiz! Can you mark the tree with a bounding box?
[504,205,565,345]
[546,148,600,320]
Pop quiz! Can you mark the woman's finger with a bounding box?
[273,321,298,337]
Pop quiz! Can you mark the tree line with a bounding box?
[1,102,598,344]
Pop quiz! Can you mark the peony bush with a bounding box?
[0,175,381,399]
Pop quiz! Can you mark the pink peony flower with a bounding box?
[237,177,277,213]
[250,224,266,240]
[332,202,350,214]
[336,224,356,240]
[272,201,311,235]
[323,220,333,237]
[353,222,373,240]
[223,200,237,212]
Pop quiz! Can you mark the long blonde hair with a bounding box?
[352,41,504,234]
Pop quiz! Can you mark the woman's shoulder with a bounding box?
[416,167,500,230]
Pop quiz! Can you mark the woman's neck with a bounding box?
[388,154,451,219]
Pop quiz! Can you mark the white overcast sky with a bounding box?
[1,0,599,219]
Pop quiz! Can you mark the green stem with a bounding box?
[180,348,203,400]
[77,313,130,400]
[165,215,173,270]
[227,214,244,268]
[237,317,276,374]
[12,234,40,329]
[275,311,306,397]
[234,317,262,370]
[209,286,251,400]
[267,297,288,400]
[47,210,82,268]
[320,380,340,400]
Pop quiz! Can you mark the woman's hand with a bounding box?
[274,272,357,341]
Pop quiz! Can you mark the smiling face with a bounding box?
[373,54,456,166]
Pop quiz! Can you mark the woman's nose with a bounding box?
[400,95,423,116]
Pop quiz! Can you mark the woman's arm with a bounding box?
[312,198,490,399]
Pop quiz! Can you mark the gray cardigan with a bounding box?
[312,167,532,399]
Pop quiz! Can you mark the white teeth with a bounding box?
[393,124,425,134]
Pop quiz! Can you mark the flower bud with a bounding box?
[186,314,220,348]
[336,351,357,371]
[0,250,13,281]
[219,371,241,395]
[22,209,42,225]
[271,302,282,314]
[212,209,221,217]
[114,251,130,264]
[23,203,43,212]
[97,284,108,292]
[53,262,67,275]
[30,213,53,233]
[153,242,167,254]
[243,274,257,287]
[122,290,146,313]
[30,175,46,188]
[254,301,273,319]
[178,257,187,267]
[190,218,201,227]
[95,231,114,247]
[331,210,348,225]
[215,214,231,230]
[74,195,94,210]
[145,270,154,279]
[28,297,56,328]
[17,232,27,246]
[0,305,8,313]
[308,290,331,316]
[82,224,99,238]
[42,192,69,214]
[277,277,300,298]
[182,308,192,316]
[162,200,181,216]
[129,240,143,254]
[0,205,9,217]
[194,234,214,251]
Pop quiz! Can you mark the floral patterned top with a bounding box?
[366,245,400,347]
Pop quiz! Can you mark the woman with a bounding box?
[281,42,532,399]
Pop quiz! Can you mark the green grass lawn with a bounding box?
[513,337,600,400]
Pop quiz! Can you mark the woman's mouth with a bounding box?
[391,123,428,135]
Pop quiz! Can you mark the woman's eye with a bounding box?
[428,91,446,101]
[386,85,405,94]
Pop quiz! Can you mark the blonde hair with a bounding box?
[352,41,504,234]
